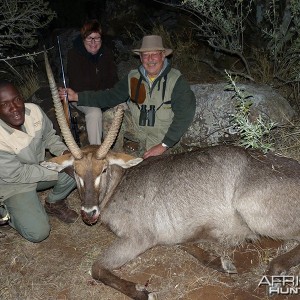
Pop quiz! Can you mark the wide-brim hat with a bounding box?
[132,35,173,56]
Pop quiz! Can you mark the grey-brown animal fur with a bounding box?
[88,145,300,299]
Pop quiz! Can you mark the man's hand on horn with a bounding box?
[58,87,78,102]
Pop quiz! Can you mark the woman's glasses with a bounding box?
[85,36,101,43]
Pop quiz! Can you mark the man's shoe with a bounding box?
[0,209,9,226]
[45,200,78,223]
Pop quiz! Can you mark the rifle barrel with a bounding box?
[56,36,81,146]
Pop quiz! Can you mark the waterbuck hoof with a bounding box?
[221,257,238,274]
[135,284,156,300]
[148,292,158,300]
[266,259,287,275]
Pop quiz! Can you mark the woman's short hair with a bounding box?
[80,19,102,39]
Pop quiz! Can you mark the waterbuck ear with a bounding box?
[40,153,75,172]
[106,152,143,169]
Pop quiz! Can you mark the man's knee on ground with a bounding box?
[16,220,51,243]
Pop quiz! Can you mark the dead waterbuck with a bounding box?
[41,51,300,300]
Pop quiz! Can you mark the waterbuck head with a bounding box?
[42,51,142,225]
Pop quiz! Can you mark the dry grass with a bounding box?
[17,69,40,100]
[249,48,273,85]
[268,119,300,160]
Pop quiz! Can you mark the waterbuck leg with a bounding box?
[267,243,300,275]
[180,243,237,273]
[92,263,149,300]
[92,236,155,300]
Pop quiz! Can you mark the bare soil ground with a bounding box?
[1,188,299,300]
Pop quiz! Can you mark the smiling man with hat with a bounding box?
[132,35,173,79]
[59,35,196,159]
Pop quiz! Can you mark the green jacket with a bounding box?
[78,60,196,147]
[0,103,68,201]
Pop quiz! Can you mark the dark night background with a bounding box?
[43,0,189,83]
[47,0,177,35]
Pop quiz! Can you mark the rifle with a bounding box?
[57,36,81,146]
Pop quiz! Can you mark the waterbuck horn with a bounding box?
[95,103,126,159]
[44,51,83,160]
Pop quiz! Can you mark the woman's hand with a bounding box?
[58,87,78,102]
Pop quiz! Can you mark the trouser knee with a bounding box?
[19,222,51,243]
[4,190,51,242]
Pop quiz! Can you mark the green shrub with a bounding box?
[226,72,276,153]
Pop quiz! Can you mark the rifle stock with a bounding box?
[62,95,71,127]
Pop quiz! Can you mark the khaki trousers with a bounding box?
[71,103,103,145]
[1,172,76,242]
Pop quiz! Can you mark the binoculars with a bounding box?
[139,105,156,126]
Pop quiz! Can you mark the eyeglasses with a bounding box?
[85,36,101,43]
[141,51,163,60]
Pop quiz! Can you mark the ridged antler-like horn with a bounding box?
[95,103,126,159]
[44,51,83,159]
